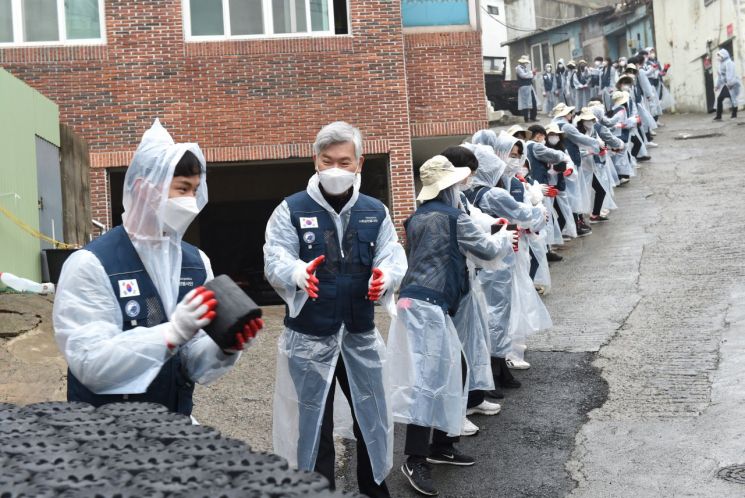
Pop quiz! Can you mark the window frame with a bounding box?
[0,0,107,47]
[182,0,339,41]
[402,0,478,33]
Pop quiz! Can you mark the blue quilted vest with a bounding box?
[284,191,385,336]
[526,142,549,185]
[399,200,467,316]
[66,225,206,415]
[557,122,582,168]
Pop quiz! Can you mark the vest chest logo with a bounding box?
[299,217,319,228]
[124,299,141,318]
[118,279,140,298]
[358,216,379,224]
[180,277,194,288]
[303,231,316,244]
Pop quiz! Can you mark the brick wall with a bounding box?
[1,0,486,233]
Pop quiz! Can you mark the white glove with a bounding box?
[527,181,544,206]
[164,287,216,349]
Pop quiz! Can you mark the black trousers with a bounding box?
[630,134,643,157]
[315,357,390,498]
[467,389,485,408]
[592,174,605,216]
[716,86,737,118]
[405,355,467,460]
[523,92,538,122]
[556,205,566,230]
[528,247,539,280]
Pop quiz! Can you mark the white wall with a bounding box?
[504,0,536,42]
[653,0,745,112]
[480,0,510,76]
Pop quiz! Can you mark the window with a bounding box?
[486,5,498,15]
[483,56,505,74]
[402,0,471,27]
[184,0,340,39]
[0,0,105,45]
[530,42,550,69]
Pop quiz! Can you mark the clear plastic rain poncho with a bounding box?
[462,139,546,358]
[605,104,636,178]
[553,117,598,214]
[576,120,617,212]
[54,120,240,395]
[453,193,513,391]
[388,185,508,437]
[264,173,406,484]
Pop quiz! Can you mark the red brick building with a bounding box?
[0,0,487,294]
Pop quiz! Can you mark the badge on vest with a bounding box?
[124,299,141,318]
[359,216,379,224]
[118,279,141,298]
[299,217,319,229]
[303,231,316,244]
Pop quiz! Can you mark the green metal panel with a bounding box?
[0,68,59,282]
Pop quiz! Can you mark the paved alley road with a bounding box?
[341,114,745,497]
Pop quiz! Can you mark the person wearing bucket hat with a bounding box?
[264,121,406,497]
[574,108,617,223]
[507,124,533,141]
[516,55,539,122]
[617,72,652,162]
[54,120,264,416]
[629,55,661,144]
[388,155,512,496]
[552,102,600,234]
[544,123,582,238]
[608,91,637,184]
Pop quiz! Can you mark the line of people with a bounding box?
[52,114,660,498]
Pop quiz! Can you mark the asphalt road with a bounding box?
[338,114,745,497]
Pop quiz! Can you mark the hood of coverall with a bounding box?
[122,119,208,315]
[462,143,507,189]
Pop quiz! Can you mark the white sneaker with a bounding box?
[506,357,531,370]
[650,130,657,136]
[462,417,479,436]
[466,400,501,416]
[620,178,630,185]
[600,208,610,217]
[646,141,659,147]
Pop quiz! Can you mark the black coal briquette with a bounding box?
[203,274,262,350]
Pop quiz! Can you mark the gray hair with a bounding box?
[313,121,363,160]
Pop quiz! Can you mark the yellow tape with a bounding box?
[0,203,79,250]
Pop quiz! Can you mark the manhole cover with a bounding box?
[717,464,745,484]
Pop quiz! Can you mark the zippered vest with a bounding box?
[543,74,554,91]
[284,191,384,336]
[526,142,549,184]
[399,200,467,316]
[67,225,206,415]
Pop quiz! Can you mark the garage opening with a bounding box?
[109,155,391,304]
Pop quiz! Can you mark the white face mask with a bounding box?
[318,167,357,195]
[520,167,530,178]
[622,85,631,91]
[505,157,522,175]
[163,196,199,235]
[457,177,473,192]
[548,135,560,145]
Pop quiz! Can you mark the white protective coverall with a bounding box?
[54,120,239,396]
[264,173,406,484]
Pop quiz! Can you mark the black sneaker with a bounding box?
[713,116,722,121]
[427,447,475,466]
[576,225,592,237]
[401,461,438,496]
[546,251,563,262]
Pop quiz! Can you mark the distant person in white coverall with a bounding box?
[714,48,741,121]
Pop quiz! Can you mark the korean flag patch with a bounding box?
[299,217,319,229]
[118,279,141,298]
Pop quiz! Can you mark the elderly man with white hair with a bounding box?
[264,121,406,497]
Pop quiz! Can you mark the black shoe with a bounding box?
[713,116,722,121]
[576,225,592,237]
[485,388,504,399]
[499,376,522,388]
[402,461,438,496]
[427,447,475,466]
[546,251,563,262]
[637,156,651,162]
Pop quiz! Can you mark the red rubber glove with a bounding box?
[516,175,527,183]
[545,187,558,198]
[367,268,387,302]
[224,317,265,354]
[663,63,670,71]
[563,168,574,177]
[293,255,325,299]
[599,147,608,157]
